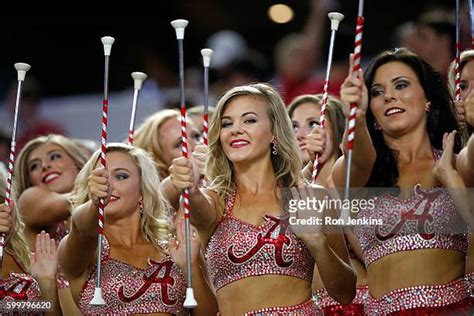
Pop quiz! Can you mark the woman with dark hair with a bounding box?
[335,48,474,314]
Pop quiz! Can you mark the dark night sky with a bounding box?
[0,1,456,98]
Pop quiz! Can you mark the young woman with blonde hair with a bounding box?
[58,143,216,315]
[14,134,89,315]
[169,83,356,314]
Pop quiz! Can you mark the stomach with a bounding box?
[216,275,311,315]
[367,249,465,299]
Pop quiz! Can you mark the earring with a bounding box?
[139,198,144,214]
[271,137,278,155]
[424,100,431,113]
[374,121,382,131]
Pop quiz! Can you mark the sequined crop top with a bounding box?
[206,188,315,291]
[353,150,468,267]
[78,236,185,315]
[0,272,41,302]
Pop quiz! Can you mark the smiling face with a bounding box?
[369,61,428,136]
[460,59,474,100]
[219,96,273,165]
[98,151,142,219]
[291,102,321,163]
[158,117,202,171]
[27,142,79,193]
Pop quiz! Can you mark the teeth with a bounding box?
[232,141,248,146]
[386,108,403,116]
[44,173,59,183]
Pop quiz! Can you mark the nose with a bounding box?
[384,89,396,103]
[41,160,51,171]
[230,123,243,136]
[295,126,306,140]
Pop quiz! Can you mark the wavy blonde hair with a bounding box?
[448,49,474,96]
[70,143,171,247]
[448,50,474,143]
[133,109,180,178]
[206,83,302,208]
[0,165,31,272]
[14,134,89,199]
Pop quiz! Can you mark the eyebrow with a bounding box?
[372,76,410,88]
[111,168,130,173]
[28,149,62,164]
[222,111,259,120]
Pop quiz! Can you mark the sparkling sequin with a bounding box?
[365,277,471,314]
[243,299,317,315]
[206,187,315,291]
[353,151,468,267]
[0,272,41,301]
[312,285,368,315]
[78,236,185,315]
[55,221,70,289]
[466,272,474,298]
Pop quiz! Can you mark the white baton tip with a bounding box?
[171,19,189,39]
[328,12,344,31]
[14,63,31,81]
[89,287,106,306]
[183,288,198,308]
[101,36,115,56]
[131,72,147,90]
[201,48,213,67]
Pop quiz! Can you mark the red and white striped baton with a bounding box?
[312,12,345,184]
[90,36,114,306]
[171,19,198,309]
[1,63,30,277]
[341,0,364,221]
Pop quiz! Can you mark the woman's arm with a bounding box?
[456,133,474,187]
[58,167,110,278]
[18,187,71,228]
[30,232,61,316]
[291,187,356,305]
[332,61,376,188]
[168,157,219,234]
[436,131,474,229]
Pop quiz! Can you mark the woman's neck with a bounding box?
[233,158,277,194]
[105,214,144,248]
[383,129,433,164]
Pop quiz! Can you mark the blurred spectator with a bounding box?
[210,50,268,97]
[0,128,10,166]
[416,9,455,75]
[4,77,65,150]
[207,30,248,71]
[392,21,422,53]
[273,0,329,104]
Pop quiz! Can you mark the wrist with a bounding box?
[35,277,57,288]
